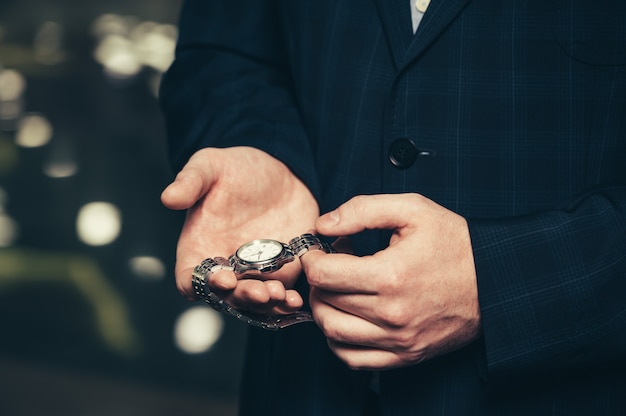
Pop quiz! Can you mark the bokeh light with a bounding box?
[0,213,19,247]
[174,306,225,354]
[76,202,122,246]
[0,68,26,127]
[91,13,177,83]
[0,187,19,247]
[15,113,53,148]
[33,21,66,65]
[129,255,166,281]
[43,160,79,178]
[130,21,177,72]
[94,34,143,79]
[0,68,26,102]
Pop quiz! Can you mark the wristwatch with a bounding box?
[229,239,295,275]
[192,233,334,330]
[229,233,334,275]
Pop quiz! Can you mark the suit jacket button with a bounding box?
[389,138,418,168]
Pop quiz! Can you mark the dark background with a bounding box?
[0,1,246,415]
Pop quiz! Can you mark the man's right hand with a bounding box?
[160,146,319,315]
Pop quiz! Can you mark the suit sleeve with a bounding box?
[467,184,626,383]
[159,0,319,196]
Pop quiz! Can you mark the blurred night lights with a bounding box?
[174,306,224,354]
[91,13,177,83]
[43,160,79,178]
[129,256,166,281]
[0,68,27,126]
[0,213,19,247]
[33,21,66,65]
[15,114,53,148]
[0,69,26,102]
[0,187,19,247]
[76,202,122,246]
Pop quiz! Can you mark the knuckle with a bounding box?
[376,277,407,319]
[304,263,323,286]
[394,331,417,351]
[377,268,401,292]
[398,346,427,366]
[241,281,269,303]
[265,281,286,301]
[320,324,340,342]
[344,195,365,219]
[379,303,407,327]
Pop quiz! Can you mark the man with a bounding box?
[160,1,626,414]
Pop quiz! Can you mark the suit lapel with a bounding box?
[374,0,473,71]
[405,0,472,66]
[373,0,414,70]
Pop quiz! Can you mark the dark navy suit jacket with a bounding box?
[160,1,626,414]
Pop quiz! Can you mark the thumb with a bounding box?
[161,151,218,210]
[315,194,412,236]
[161,170,208,210]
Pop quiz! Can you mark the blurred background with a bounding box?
[0,1,246,415]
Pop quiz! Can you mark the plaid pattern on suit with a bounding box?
[160,0,626,414]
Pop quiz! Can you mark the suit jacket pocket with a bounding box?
[557,0,626,66]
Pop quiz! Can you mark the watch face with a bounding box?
[236,239,284,264]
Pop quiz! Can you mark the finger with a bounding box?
[313,288,378,323]
[175,262,239,301]
[263,280,287,304]
[315,194,421,236]
[232,283,304,316]
[271,289,305,315]
[312,295,410,370]
[327,340,406,371]
[227,279,296,315]
[301,249,383,293]
[311,288,386,347]
[210,268,238,291]
[228,278,273,307]
[284,289,305,309]
[262,282,305,312]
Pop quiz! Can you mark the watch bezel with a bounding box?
[232,238,294,274]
